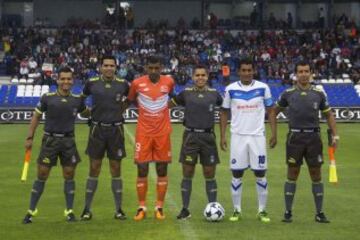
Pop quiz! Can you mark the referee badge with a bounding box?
[209,104,214,112]
[116,93,121,102]
[313,102,318,110]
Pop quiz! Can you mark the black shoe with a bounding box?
[64,209,76,222]
[315,212,330,223]
[282,211,293,223]
[22,209,38,224]
[80,208,92,221]
[177,208,191,220]
[114,208,127,220]
[66,212,76,222]
[22,213,33,224]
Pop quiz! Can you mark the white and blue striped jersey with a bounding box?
[222,80,274,136]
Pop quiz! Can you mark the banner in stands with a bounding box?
[1,107,360,123]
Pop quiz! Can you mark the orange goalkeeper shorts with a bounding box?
[134,133,171,163]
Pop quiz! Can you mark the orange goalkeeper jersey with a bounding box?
[128,75,174,136]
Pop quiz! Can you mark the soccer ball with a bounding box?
[203,202,225,222]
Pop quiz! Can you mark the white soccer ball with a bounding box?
[203,202,225,222]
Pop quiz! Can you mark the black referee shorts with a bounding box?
[37,135,81,167]
[179,131,219,166]
[86,124,126,161]
[286,132,323,167]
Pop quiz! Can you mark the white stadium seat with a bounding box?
[344,79,352,83]
[321,79,328,84]
[19,78,27,84]
[33,85,41,91]
[328,79,336,83]
[342,74,349,78]
[336,78,344,83]
[11,78,19,84]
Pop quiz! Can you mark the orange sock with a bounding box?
[156,176,168,208]
[136,177,148,207]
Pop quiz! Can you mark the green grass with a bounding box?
[0,123,359,240]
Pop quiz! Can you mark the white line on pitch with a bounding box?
[124,125,199,240]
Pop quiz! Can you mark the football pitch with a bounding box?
[0,123,359,240]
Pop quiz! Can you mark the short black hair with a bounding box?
[238,57,255,70]
[193,64,208,74]
[147,55,163,65]
[58,66,73,75]
[295,60,312,73]
[101,55,117,65]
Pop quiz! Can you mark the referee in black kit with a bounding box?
[22,66,87,223]
[80,55,129,221]
[274,61,338,223]
[169,65,223,219]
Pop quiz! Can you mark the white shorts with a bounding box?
[230,134,267,171]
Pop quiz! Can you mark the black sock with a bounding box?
[64,180,75,210]
[181,178,192,209]
[111,178,123,211]
[29,179,46,211]
[205,178,217,203]
[312,182,324,213]
[84,177,98,210]
[284,181,296,212]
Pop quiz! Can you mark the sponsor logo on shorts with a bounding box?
[42,157,50,164]
[288,157,296,164]
[73,108,77,116]
[118,149,123,157]
[318,155,323,163]
[210,155,215,163]
[185,155,192,161]
[71,155,77,163]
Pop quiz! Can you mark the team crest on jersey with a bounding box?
[160,85,169,93]
[231,159,236,164]
[61,98,67,102]
[198,93,204,98]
